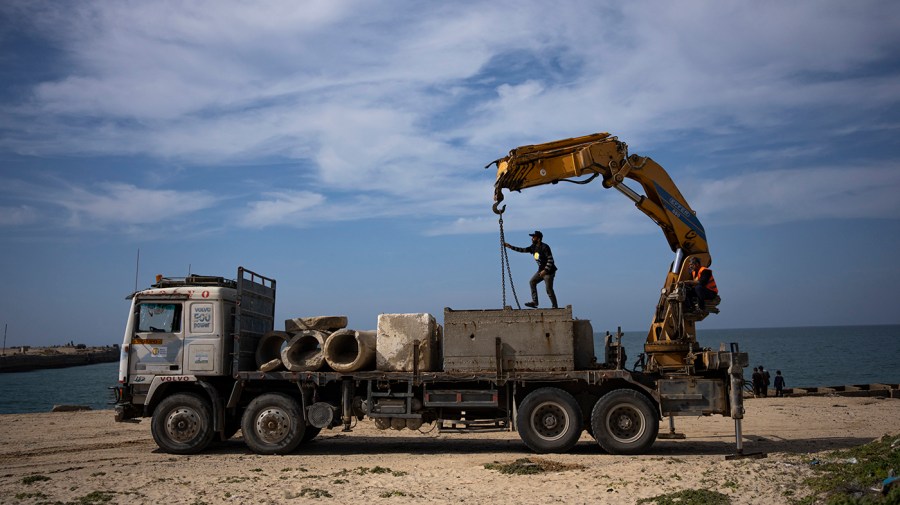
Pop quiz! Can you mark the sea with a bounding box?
[0,325,897,415]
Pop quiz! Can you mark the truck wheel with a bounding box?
[591,389,659,455]
[516,387,583,453]
[151,393,215,455]
[241,393,305,455]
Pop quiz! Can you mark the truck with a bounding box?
[113,132,749,456]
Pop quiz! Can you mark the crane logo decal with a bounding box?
[653,182,706,241]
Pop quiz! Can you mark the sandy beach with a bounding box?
[1,395,898,504]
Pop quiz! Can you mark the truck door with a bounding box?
[130,302,185,375]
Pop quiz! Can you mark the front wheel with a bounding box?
[241,393,306,455]
[516,387,583,453]
[591,389,659,455]
[151,393,215,454]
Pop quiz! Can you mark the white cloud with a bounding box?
[54,183,218,228]
[693,165,900,226]
[0,205,38,226]
[1,1,899,236]
[238,191,326,228]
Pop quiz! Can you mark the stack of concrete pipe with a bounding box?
[254,315,377,373]
[254,313,443,374]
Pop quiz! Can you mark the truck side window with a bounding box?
[138,303,182,333]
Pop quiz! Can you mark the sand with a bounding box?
[1,396,898,504]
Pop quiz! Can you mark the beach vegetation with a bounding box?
[296,487,332,498]
[799,434,900,504]
[636,488,731,505]
[484,457,586,475]
[21,474,50,484]
[379,490,411,498]
[74,490,115,504]
[14,491,48,500]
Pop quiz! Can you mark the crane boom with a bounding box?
[492,132,707,255]
[490,133,719,373]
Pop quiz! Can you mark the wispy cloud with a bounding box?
[1,1,899,236]
[0,205,38,226]
[693,165,900,226]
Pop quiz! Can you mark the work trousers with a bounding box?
[689,285,717,310]
[529,271,558,308]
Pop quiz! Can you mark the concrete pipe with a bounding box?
[285,315,348,333]
[255,331,290,370]
[281,330,327,372]
[323,329,376,373]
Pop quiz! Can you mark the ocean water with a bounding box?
[0,325,897,415]
[0,361,118,414]
[608,324,900,389]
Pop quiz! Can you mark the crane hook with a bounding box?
[492,189,506,215]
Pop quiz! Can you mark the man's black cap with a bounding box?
[529,230,543,239]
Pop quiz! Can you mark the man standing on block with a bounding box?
[504,230,558,309]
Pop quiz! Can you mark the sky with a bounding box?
[1,1,899,348]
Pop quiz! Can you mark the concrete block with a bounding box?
[443,307,575,372]
[376,313,441,372]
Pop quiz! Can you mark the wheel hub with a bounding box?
[532,401,568,441]
[606,405,645,443]
[166,408,200,443]
[255,408,290,443]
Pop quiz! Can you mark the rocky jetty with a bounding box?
[0,346,119,373]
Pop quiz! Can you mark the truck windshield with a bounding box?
[138,303,182,333]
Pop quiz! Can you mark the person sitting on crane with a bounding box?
[685,256,718,312]
[504,230,558,309]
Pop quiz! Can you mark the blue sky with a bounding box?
[1,1,899,348]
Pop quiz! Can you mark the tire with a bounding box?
[241,393,306,455]
[591,389,659,455]
[516,387,583,453]
[151,393,215,455]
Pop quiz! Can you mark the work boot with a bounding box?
[525,302,538,308]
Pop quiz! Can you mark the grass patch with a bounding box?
[800,434,900,504]
[334,466,407,477]
[379,490,411,498]
[73,491,115,504]
[636,489,731,505]
[22,474,51,484]
[483,457,587,475]
[14,492,48,500]
[297,487,332,498]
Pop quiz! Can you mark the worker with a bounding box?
[504,230,558,309]
[685,256,718,312]
[774,370,785,397]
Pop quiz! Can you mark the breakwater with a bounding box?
[0,348,119,373]
[750,383,900,399]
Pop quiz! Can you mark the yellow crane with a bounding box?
[490,132,721,374]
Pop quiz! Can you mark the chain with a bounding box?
[498,215,521,309]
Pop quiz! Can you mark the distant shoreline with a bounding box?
[0,346,119,373]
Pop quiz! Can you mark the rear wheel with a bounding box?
[241,393,305,455]
[151,393,215,454]
[516,387,583,453]
[591,389,659,454]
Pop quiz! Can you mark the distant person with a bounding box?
[751,367,764,397]
[504,230,558,309]
[758,365,771,397]
[685,257,718,312]
[774,370,785,397]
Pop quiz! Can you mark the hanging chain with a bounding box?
[498,215,521,309]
